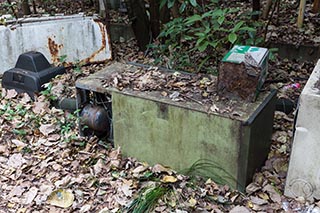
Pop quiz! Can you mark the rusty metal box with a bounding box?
[218,45,269,101]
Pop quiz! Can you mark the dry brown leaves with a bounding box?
[0,65,319,213]
[104,66,218,106]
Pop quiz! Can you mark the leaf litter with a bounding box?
[0,69,315,212]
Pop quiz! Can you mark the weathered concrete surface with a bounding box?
[0,14,112,74]
[285,60,320,201]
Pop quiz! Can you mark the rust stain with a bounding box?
[48,37,63,63]
[80,21,107,64]
[218,62,258,101]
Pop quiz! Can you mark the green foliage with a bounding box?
[126,185,170,213]
[21,146,32,154]
[59,110,79,143]
[268,48,279,61]
[181,159,241,188]
[13,129,27,136]
[152,1,263,73]
[59,55,68,63]
[74,60,83,74]
[0,102,28,121]
[40,83,57,101]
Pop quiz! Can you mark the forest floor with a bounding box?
[0,0,320,212]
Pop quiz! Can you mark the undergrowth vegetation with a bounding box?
[150,0,264,73]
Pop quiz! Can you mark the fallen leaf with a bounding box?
[39,184,54,196]
[210,104,219,112]
[263,184,281,204]
[175,210,188,213]
[16,208,27,213]
[94,159,105,175]
[39,124,56,136]
[109,147,121,159]
[257,192,269,201]
[161,175,177,183]
[246,182,261,194]
[155,205,167,212]
[32,100,49,114]
[132,165,148,174]
[21,93,31,104]
[99,207,111,213]
[80,204,91,213]
[0,145,8,154]
[11,139,27,148]
[120,182,132,197]
[161,91,168,97]
[230,205,250,213]
[7,153,26,168]
[54,176,71,188]
[9,186,27,197]
[114,195,129,206]
[7,203,15,208]
[152,164,173,175]
[47,189,74,208]
[5,89,18,99]
[48,134,61,141]
[22,186,38,205]
[250,196,268,205]
[188,197,197,207]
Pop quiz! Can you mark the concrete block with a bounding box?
[285,60,320,200]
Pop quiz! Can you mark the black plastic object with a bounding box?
[275,98,296,114]
[2,51,65,98]
[53,98,77,112]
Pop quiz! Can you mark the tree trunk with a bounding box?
[99,0,107,19]
[312,0,320,13]
[21,0,31,15]
[125,0,151,51]
[149,0,160,38]
[171,3,179,18]
[262,0,273,19]
[297,0,306,28]
[32,0,37,14]
[252,0,260,20]
[160,5,170,26]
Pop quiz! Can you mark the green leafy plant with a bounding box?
[40,83,57,101]
[160,0,200,12]
[13,129,27,136]
[59,110,80,143]
[21,146,32,154]
[58,55,67,64]
[152,1,262,73]
[181,159,242,188]
[126,185,170,213]
[268,47,279,61]
[73,60,83,74]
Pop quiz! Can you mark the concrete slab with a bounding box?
[285,60,320,200]
[0,14,112,74]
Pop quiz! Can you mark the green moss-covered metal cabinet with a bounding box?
[76,63,277,191]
